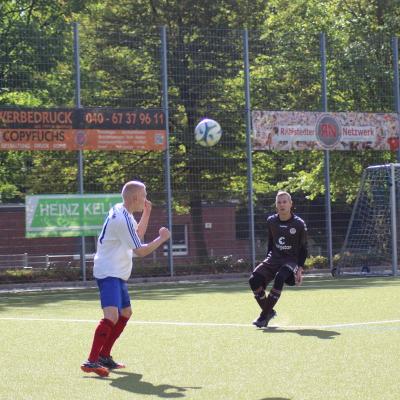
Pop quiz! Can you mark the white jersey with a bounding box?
[94,203,142,281]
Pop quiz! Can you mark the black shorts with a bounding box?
[253,260,298,286]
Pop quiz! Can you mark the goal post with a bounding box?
[335,164,399,276]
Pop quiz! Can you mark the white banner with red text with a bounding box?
[252,111,400,151]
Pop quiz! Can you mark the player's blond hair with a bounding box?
[121,181,145,200]
[275,190,292,204]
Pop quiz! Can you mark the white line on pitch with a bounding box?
[0,316,400,330]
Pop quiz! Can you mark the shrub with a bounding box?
[211,255,251,274]
[304,255,328,269]
[0,266,82,283]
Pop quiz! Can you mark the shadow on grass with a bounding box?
[0,281,248,311]
[263,327,340,339]
[87,370,201,398]
[0,276,399,311]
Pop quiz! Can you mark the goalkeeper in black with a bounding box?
[249,190,308,328]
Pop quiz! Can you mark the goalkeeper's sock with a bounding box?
[88,318,114,362]
[100,315,129,358]
[255,295,268,312]
[263,288,281,315]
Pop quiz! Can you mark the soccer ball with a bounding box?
[194,118,222,147]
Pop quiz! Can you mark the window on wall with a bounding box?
[87,236,97,254]
[163,224,188,256]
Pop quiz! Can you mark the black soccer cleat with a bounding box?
[98,355,126,370]
[252,309,277,328]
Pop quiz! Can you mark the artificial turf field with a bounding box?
[0,276,399,400]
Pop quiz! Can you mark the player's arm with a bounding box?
[136,199,152,240]
[116,213,170,257]
[295,265,304,286]
[133,227,170,257]
[295,223,308,286]
[266,219,273,254]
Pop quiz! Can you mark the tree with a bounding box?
[77,0,269,262]
[1,0,400,261]
[0,0,89,202]
[249,0,400,203]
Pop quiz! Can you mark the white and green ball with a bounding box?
[194,118,222,147]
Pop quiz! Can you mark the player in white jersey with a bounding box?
[81,181,170,377]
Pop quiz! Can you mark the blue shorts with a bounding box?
[96,277,131,310]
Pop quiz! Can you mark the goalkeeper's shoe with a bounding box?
[252,309,277,328]
[80,360,109,377]
[99,355,126,370]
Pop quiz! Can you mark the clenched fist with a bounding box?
[159,227,171,241]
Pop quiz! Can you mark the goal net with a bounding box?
[335,164,400,276]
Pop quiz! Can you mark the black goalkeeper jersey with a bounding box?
[265,213,308,267]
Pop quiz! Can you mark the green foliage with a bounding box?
[0,259,250,284]
[0,1,87,203]
[0,266,82,283]
[304,253,350,270]
[210,255,251,273]
[1,0,400,226]
[304,254,329,269]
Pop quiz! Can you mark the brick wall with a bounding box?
[0,203,249,264]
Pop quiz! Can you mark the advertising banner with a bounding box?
[252,111,400,151]
[25,194,120,238]
[0,107,166,151]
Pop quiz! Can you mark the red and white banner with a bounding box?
[252,111,400,151]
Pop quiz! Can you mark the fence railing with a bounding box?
[0,253,95,270]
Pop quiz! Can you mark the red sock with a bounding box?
[100,316,129,358]
[88,318,114,362]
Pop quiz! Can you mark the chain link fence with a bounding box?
[0,24,398,282]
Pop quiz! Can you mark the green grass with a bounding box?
[0,276,400,400]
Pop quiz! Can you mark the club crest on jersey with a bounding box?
[290,228,296,234]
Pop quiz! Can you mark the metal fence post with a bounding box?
[320,32,334,273]
[390,164,398,275]
[392,37,400,162]
[73,22,86,282]
[243,29,256,270]
[392,37,399,275]
[161,26,174,276]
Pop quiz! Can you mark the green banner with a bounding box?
[25,194,121,238]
